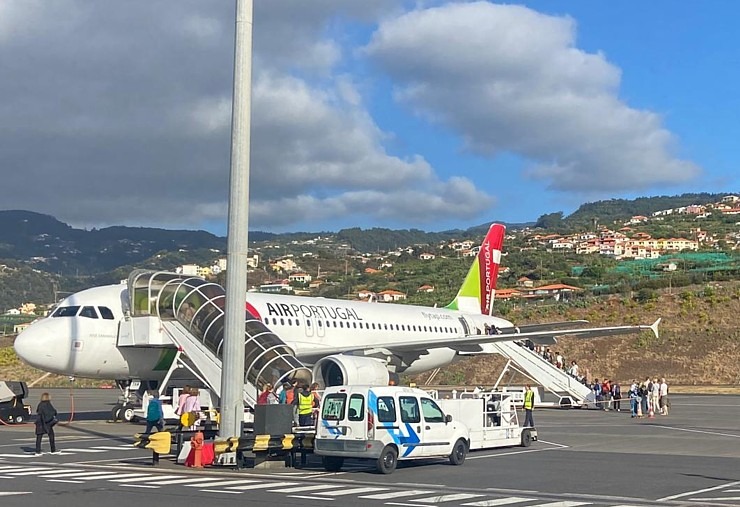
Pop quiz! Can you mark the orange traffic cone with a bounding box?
[191,431,204,468]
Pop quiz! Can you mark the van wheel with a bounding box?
[376,446,398,474]
[323,456,344,472]
[449,439,467,465]
[15,414,24,424]
[521,429,532,447]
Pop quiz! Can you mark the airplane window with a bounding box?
[287,318,292,326]
[384,324,388,330]
[52,306,80,317]
[339,321,343,328]
[333,321,337,328]
[352,322,357,329]
[413,325,417,332]
[307,320,312,327]
[79,306,99,319]
[371,323,376,330]
[326,321,330,328]
[318,321,323,327]
[280,318,284,326]
[98,307,115,320]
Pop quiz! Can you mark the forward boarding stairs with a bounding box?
[487,341,594,408]
[117,270,311,408]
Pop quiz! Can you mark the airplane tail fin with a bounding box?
[445,223,505,315]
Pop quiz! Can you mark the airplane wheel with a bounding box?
[111,404,123,421]
[449,439,467,466]
[323,456,344,472]
[521,429,532,447]
[122,405,136,422]
[376,445,398,474]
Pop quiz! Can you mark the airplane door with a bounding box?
[458,317,470,336]
[419,397,451,456]
[304,318,315,338]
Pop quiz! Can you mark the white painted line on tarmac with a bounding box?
[200,489,241,494]
[658,480,740,501]
[78,473,148,481]
[111,474,183,483]
[269,483,336,493]
[287,495,334,501]
[691,498,740,502]
[321,486,386,496]
[651,425,740,439]
[59,448,107,453]
[467,446,564,460]
[536,439,569,448]
[122,484,160,489]
[528,502,588,507]
[186,479,261,488]
[462,498,535,506]
[48,479,83,484]
[410,493,483,503]
[360,490,433,500]
[0,492,32,496]
[228,481,298,491]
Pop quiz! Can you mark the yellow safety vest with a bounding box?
[524,390,535,410]
[298,392,314,415]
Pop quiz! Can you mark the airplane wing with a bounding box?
[297,318,661,360]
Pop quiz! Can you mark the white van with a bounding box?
[314,385,470,474]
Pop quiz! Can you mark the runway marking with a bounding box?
[657,480,740,501]
[0,492,32,496]
[48,479,83,484]
[690,497,740,502]
[186,479,261,488]
[462,498,534,506]
[536,439,569,448]
[467,446,565,460]
[359,490,434,499]
[59,448,108,453]
[227,481,298,490]
[141,477,216,485]
[77,473,147,481]
[39,470,124,479]
[122,484,160,489]
[527,502,588,507]
[287,495,334,500]
[651,425,740,439]
[111,474,183,483]
[410,493,483,502]
[89,446,137,451]
[200,489,241,494]
[269,483,336,493]
[321,486,386,496]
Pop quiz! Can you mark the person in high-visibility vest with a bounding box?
[297,383,315,427]
[523,384,535,428]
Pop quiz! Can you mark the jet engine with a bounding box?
[312,355,390,387]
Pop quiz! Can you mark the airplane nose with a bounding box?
[14,319,68,373]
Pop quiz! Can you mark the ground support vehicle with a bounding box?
[0,381,32,424]
[314,385,536,474]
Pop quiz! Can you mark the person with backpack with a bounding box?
[592,379,602,409]
[144,390,164,433]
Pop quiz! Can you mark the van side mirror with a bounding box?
[445,414,452,423]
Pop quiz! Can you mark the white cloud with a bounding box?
[364,1,700,193]
[0,0,493,231]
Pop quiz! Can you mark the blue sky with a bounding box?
[1,1,737,234]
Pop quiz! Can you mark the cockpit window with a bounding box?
[79,306,99,319]
[52,306,80,317]
[98,307,115,320]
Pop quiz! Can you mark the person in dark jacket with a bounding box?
[35,392,60,456]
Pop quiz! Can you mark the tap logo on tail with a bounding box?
[445,223,505,315]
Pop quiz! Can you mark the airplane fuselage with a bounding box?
[14,284,514,381]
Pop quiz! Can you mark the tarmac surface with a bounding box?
[0,388,738,507]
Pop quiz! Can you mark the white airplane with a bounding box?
[14,224,659,396]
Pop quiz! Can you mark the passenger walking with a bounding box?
[629,381,639,418]
[144,390,164,433]
[180,388,201,429]
[650,378,660,416]
[257,383,278,405]
[611,382,622,412]
[659,378,669,415]
[34,392,60,455]
[522,384,535,427]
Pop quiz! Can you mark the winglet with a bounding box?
[649,318,661,340]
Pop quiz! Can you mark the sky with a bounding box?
[1,1,737,235]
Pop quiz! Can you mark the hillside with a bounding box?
[414,281,740,387]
